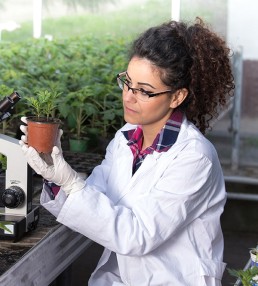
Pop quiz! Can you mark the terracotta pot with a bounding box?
[27,116,61,154]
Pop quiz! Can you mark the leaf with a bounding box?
[228,267,258,286]
[0,222,12,233]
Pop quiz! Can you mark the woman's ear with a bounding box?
[170,88,188,108]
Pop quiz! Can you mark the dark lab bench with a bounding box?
[0,152,104,286]
[0,223,93,285]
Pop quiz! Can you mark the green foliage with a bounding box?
[0,0,173,140]
[0,85,17,134]
[25,89,60,120]
[228,248,258,285]
[0,0,173,142]
[0,153,7,171]
[58,88,99,139]
[0,85,13,96]
[0,35,127,139]
[228,267,258,286]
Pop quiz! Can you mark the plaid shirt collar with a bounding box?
[122,109,183,173]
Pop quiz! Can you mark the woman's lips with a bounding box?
[124,106,137,113]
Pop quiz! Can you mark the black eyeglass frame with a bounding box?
[116,71,173,98]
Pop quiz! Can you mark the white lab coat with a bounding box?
[40,117,227,286]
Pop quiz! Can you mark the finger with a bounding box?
[21,145,48,175]
[21,135,28,144]
[57,129,63,139]
[51,146,65,169]
[21,116,28,124]
[55,129,63,150]
[20,124,28,135]
[52,146,61,155]
[19,139,27,147]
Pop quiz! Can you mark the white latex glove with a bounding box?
[19,117,85,195]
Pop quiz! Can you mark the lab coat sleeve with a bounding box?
[56,149,225,256]
[40,137,115,217]
[40,184,67,217]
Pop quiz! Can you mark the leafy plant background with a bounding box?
[0,35,128,142]
[0,0,224,148]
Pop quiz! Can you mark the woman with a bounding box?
[20,18,234,285]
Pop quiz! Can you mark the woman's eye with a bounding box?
[139,88,151,96]
[125,79,132,86]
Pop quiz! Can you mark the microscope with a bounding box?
[0,92,39,241]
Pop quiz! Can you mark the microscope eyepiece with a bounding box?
[0,91,21,122]
[0,91,21,113]
[9,91,21,104]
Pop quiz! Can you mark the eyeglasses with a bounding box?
[116,71,172,102]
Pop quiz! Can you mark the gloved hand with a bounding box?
[19,117,86,195]
[20,116,57,165]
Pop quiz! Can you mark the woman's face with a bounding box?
[122,56,175,133]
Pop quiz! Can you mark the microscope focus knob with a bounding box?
[1,186,25,209]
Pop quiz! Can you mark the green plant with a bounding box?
[228,247,258,286]
[58,88,98,140]
[228,267,258,286]
[0,35,127,138]
[92,88,123,138]
[0,154,7,171]
[0,85,17,135]
[24,88,62,153]
[25,89,61,120]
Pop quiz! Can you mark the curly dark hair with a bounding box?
[129,18,235,134]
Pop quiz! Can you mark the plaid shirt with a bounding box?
[44,179,61,200]
[122,109,183,174]
[46,110,183,198]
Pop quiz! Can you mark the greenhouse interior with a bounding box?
[0,0,258,285]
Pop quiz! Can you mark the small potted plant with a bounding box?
[228,267,258,286]
[228,247,258,286]
[57,88,98,153]
[25,89,61,153]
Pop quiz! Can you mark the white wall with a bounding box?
[227,0,258,60]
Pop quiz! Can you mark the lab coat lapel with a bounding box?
[106,144,133,203]
[114,154,158,204]
[115,138,188,205]
[113,120,189,204]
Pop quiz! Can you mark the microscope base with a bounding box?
[0,205,40,241]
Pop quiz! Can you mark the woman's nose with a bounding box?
[123,88,137,102]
